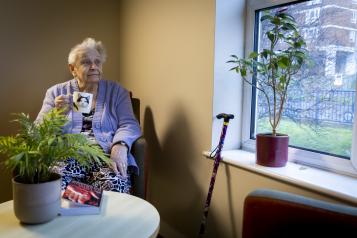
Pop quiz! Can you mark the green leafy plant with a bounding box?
[228,10,309,136]
[0,108,111,184]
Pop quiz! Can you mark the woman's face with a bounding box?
[70,49,103,85]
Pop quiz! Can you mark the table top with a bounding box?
[0,191,160,238]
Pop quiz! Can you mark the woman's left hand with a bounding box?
[110,144,128,177]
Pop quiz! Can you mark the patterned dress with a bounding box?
[51,108,132,193]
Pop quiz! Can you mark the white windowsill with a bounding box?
[203,150,357,205]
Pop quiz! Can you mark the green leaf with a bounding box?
[249,52,258,59]
[230,55,238,59]
[277,57,289,69]
[267,31,275,42]
[6,152,25,168]
[284,22,297,31]
[278,75,286,84]
[47,137,56,146]
[260,14,273,22]
[278,13,295,22]
[261,50,268,59]
[240,67,247,77]
[272,16,281,25]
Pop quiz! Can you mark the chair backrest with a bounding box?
[242,189,357,238]
[130,93,147,199]
[131,96,141,124]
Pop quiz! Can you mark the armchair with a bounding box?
[242,189,357,238]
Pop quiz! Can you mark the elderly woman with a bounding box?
[36,38,141,193]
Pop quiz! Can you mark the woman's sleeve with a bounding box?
[112,89,142,152]
[35,87,56,123]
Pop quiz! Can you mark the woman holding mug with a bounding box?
[36,38,141,193]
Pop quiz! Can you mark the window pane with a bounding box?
[254,0,356,158]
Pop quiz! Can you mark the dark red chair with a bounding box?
[242,189,357,238]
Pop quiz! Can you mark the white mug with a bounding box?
[72,92,93,113]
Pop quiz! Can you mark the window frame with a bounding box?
[242,0,357,177]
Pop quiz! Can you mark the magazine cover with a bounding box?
[60,181,104,216]
[62,181,103,207]
[60,198,103,216]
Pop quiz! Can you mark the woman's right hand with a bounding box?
[54,94,72,110]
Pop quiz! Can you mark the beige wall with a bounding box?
[0,1,350,237]
[118,0,217,236]
[118,1,351,238]
[0,0,122,202]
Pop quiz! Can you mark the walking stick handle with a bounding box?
[216,113,234,122]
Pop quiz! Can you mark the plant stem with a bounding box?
[270,23,279,136]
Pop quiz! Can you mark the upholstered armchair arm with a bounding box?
[131,137,147,199]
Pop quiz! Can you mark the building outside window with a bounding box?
[307,0,322,6]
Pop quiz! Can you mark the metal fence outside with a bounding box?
[257,90,356,125]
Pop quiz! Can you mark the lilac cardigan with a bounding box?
[36,79,142,174]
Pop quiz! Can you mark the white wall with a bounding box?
[212,0,246,150]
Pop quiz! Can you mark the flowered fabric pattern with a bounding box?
[51,109,131,193]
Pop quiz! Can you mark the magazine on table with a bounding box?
[60,180,104,216]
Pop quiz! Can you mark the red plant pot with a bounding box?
[256,133,289,167]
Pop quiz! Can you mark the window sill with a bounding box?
[203,150,357,205]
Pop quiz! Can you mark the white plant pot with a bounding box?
[12,173,61,224]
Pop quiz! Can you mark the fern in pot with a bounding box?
[0,108,111,224]
[228,10,308,167]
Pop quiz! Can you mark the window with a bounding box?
[352,11,357,24]
[349,31,356,43]
[301,27,319,42]
[333,74,343,87]
[241,0,357,177]
[305,8,320,24]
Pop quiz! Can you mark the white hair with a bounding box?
[68,38,107,64]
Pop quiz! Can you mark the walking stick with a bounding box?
[198,113,234,237]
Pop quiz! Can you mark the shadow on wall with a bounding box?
[143,105,223,237]
[225,166,239,238]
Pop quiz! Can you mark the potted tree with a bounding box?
[0,108,111,224]
[228,10,308,167]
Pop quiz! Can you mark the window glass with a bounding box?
[254,0,356,158]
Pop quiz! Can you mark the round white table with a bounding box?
[0,191,160,238]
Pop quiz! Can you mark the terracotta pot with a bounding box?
[12,173,61,224]
[256,133,289,167]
